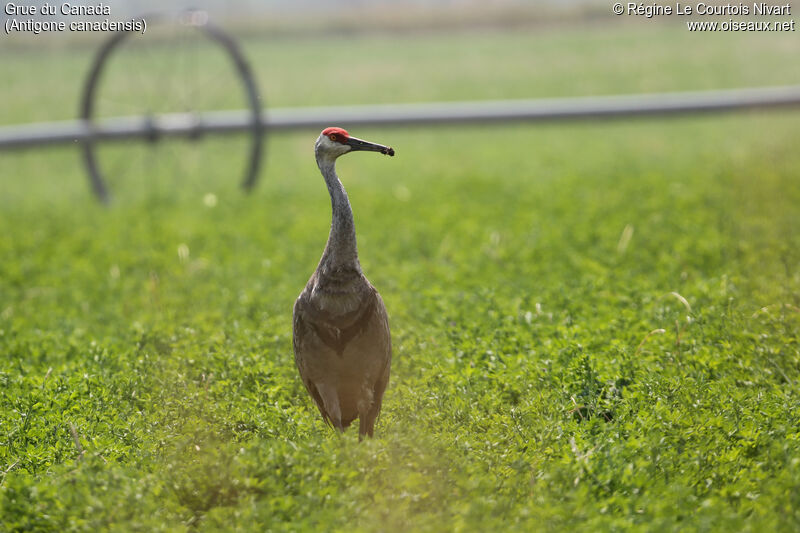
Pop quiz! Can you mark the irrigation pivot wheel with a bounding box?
[80,10,264,203]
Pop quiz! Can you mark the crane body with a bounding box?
[293,127,394,438]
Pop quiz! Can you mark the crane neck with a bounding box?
[316,155,361,273]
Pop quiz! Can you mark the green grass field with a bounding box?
[1,22,799,531]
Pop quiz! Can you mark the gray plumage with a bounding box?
[293,128,394,438]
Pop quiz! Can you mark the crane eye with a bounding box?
[329,134,337,141]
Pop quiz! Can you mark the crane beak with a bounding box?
[346,136,395,157]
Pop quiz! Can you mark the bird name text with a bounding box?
[4,3,146,35]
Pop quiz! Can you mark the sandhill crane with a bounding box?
[293,127,394,439]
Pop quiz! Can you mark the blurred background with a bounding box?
[1,0,798,326]
[0,0,796,313]
[2,0,797,205]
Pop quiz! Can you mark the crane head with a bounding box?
[315,127,395,160]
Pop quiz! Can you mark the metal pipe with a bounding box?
[2,85,800,150]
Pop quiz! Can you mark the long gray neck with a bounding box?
[316,156,361,272]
